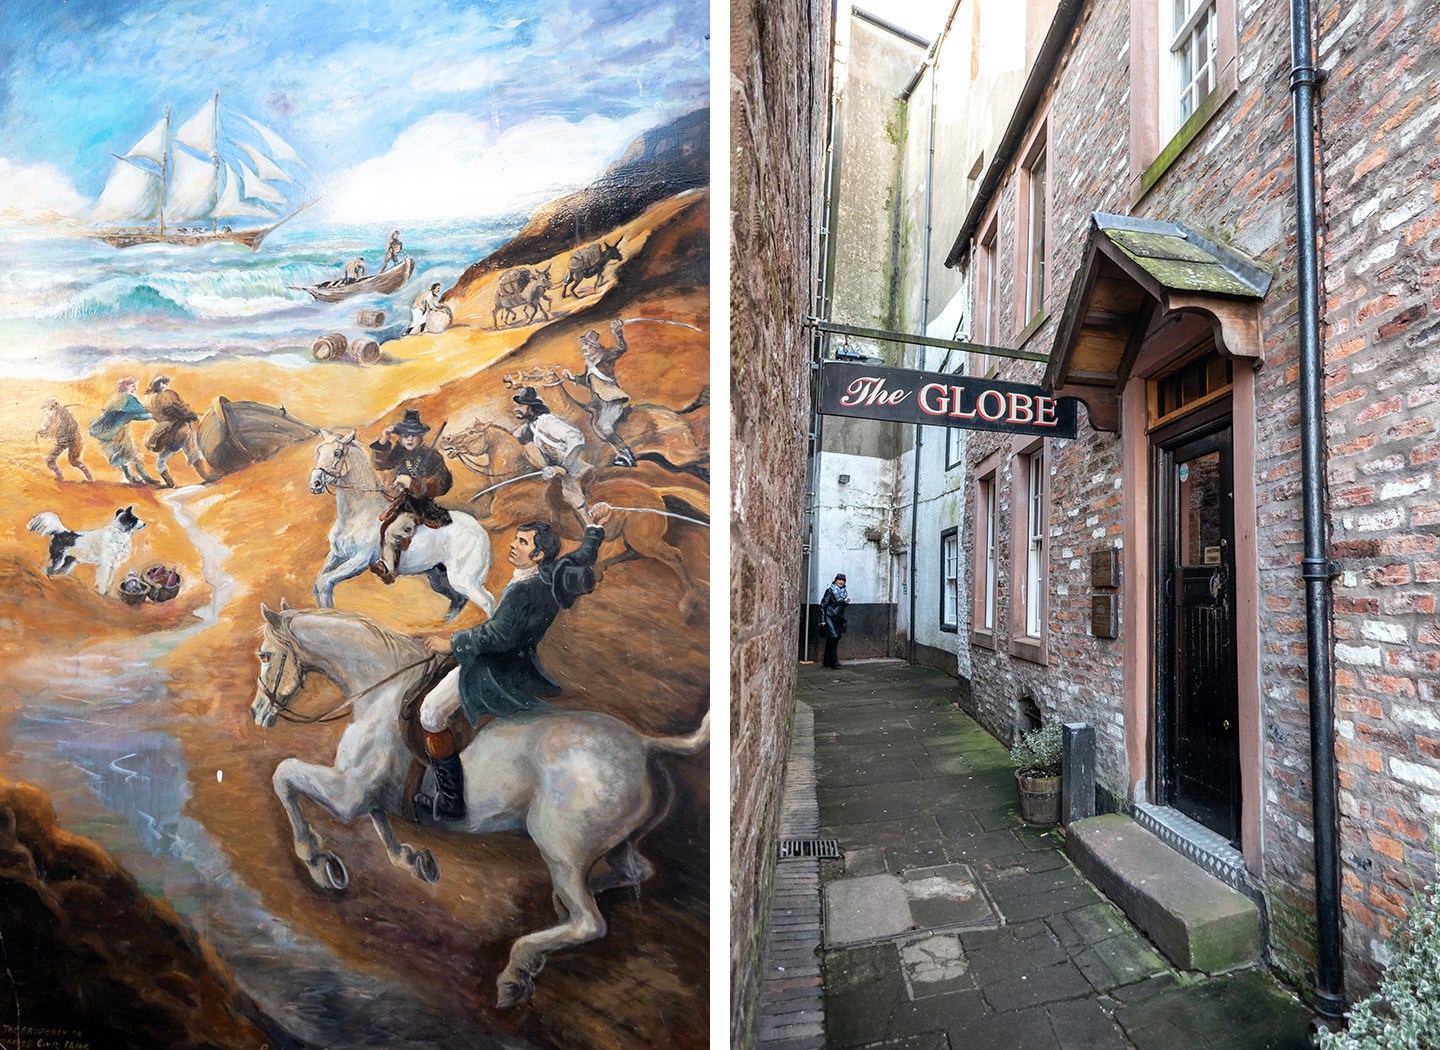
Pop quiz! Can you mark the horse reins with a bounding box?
[260,643,440,725]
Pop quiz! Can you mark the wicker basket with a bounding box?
[142,564,182,603]
[118,576,150,606]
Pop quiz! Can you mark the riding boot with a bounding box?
[417,730,467,821]
[613,445,637,468]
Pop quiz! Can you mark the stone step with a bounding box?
[1066,813,1260,973]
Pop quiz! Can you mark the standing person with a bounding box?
[381,229,403,271]
[89,377,158,486]
[407,282,443,335]
[367,409,453,584]
[416,504,613,820]
[37,398,93,483]
[510,385,596,527]
[820,573,850,669]
[144,376,216,486]
[572,319,636,467]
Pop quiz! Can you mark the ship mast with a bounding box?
[158,105,171,235]
[210,90,220,233]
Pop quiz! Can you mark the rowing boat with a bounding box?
[292,257,415,303]
[194,396,318,477]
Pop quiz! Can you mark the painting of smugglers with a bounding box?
[0,1,712,1047]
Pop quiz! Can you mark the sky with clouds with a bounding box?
[0,0,708,225]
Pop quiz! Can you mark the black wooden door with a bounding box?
[1157,426,1240,844]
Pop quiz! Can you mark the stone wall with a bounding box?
[730,0,832,1042]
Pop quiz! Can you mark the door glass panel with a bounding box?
[1178,450,1222,566]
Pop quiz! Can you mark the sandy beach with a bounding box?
[0,189,711,1048]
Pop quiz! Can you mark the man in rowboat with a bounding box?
[381,230,403,272]
[344,257,368,283]
[368,409,453,585]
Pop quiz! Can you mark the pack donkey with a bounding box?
[491,265,554,329]
[251,604,709,1008]
[560,239,622,298]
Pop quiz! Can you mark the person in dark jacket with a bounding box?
[144,376,216,486]
[820,573,850,669]
[416,502,614,820]
[368,409,453,584]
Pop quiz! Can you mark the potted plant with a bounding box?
[1011,722,1063,826]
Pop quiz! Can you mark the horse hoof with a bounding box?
[309,850,349,891]
[414,848,440,883]
[496,973,534,1010]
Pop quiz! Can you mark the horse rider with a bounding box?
[418,504,614,820]
[510,385,596,526]
[89,377,159,486]
[407,282,444,335]
[37,398,93,483]
[144,376,217,486]
[368,409,453,584]
[572,319,636,467]
[344,256,368,284]
[381,229,403,271]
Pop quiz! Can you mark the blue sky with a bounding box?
[0,0,708,224]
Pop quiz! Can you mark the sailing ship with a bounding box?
[91,92,316,250]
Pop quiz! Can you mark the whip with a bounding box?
[467,470,549,502]
[618,318,705,333]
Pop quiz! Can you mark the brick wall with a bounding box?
[946,0,1440,995]
[730,0,832,1042]
[1312,0,1440,988]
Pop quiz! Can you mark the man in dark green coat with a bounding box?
[416,502,613,820]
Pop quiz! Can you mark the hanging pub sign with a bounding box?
[819,361,1080,439]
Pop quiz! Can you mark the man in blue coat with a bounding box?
[416,502,613,820]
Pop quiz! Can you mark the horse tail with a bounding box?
[642,710,710,756]
[650,485,710,521]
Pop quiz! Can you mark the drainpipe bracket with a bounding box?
[1289,65,1322,91]
[1300,557,1341,581]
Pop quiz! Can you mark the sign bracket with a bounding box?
[805,318,1051,364]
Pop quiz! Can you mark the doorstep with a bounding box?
[1065,814,1261,974]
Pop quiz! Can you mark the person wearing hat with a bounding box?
[510,385,596,526]
[368,408,454,584]
[572,318,636,467]
[820,573,850,669]
[144,376,215,487]
[89,377,158,486]
[407,282,444,335]
[381,229,403,272]
[416,502,614,821]
[37,397,93,483]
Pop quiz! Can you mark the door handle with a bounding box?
[1223,719,1231,730]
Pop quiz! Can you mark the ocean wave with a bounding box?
[61,282,194,322]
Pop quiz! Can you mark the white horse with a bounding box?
[309,430,495,619]
[250,603,710,1008]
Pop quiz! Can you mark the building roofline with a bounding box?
[942,0,1088,269]
[852,7,931,50]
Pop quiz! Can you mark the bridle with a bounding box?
[312,437,386,496]
[256,631,440,726]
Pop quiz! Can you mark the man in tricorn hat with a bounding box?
[417,503,613,820]
[573,319,636,467]
[144,376,216,487]
[368,408,453,584]
[510,385,596,526]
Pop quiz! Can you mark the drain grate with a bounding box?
[779,838,841,860]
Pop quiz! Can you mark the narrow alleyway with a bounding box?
[782,660,1314,1049]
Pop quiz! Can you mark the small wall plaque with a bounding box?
[1090,594,1118,639]
[1090,548,1119,589]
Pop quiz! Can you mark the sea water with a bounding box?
[0,219,522,379]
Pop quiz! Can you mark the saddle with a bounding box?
[396,655,493,823]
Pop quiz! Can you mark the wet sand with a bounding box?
[0,191,711,1048]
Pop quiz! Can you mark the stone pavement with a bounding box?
[797,660,1314,1050]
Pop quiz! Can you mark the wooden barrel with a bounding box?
[355,309,386,328]
[349,336,381,364]
[311,332,348,360]
[425,306,453,334]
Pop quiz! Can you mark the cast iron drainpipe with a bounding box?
[1290,0,1346,1027]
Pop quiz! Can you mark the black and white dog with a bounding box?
[28,506,146,595]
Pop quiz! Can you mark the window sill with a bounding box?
[1134,66,1238,205]
[940,622,959,634]
[1008,635,1048,666]
[971,629,997,651]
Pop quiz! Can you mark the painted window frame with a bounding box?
[971,451,1001,650]
[1009,437,1048,664]
[972,207,1001,378]
[1015,122,1049,334]
[940,527,960,632]
[1129,0,1238,201]
[944,360,965,468]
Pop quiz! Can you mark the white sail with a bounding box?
[213,164,275,219]
[237,159,286,204]
[93,159,162,222]
[126,119,169,166]
[241,114,304,164]
[165,147,219,221]
[175,95,218,155]
[240,143,293,184]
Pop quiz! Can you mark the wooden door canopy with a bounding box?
[1045,213,1272,433]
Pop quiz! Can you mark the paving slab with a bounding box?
[825,873,916,946]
